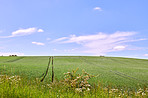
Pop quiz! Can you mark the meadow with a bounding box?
[0,56,148,97]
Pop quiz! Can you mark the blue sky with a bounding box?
[0,0,148,58]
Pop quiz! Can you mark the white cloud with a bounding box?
[94,7,102,11]
[113,46,126,51]
[144,54,148,56]
[51,37,68,43]
[52,31,139,55]
[110,31,136,38]
[0,27,43,38]
[32,42,45,46]
[11,28,37,37]
[11,27,43,37]
[37,29,44,32]
[62,33,107,43]
[0,52,24,56]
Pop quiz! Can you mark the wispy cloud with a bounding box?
[94,7,102,11]
[0,27,43,38]
[113,45,126,51]
[51,37,68,43]
[0,52,24,56]
[11,28,37,37]
[32,42,45,46]
[52,31,143,55]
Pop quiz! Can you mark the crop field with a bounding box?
[0,56,148,87]
[0,56,148,97]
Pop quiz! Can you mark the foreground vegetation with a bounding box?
[0,69,147,98]
[0,56,148,97]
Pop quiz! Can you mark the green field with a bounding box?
[0,56,148,88]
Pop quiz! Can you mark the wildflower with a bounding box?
[142,92,146,96]
[9,76,14,79]
[67,72,70,74]
[75,88,82,93]
[87,88,90,91]
[77,76,81,79]
[85,84,91,87]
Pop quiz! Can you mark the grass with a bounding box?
[0,72,147,97]
[0,56,147,88]
[0,56,147,97]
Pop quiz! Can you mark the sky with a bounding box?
[0,0,148,59]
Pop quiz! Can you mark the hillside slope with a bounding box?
[0,56,147,87]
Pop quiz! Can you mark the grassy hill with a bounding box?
[0,56,148,88]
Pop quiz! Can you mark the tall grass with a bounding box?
[0,69,147,98]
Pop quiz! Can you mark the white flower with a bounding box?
[85,84,91,87]
[142,92,146,96]
[87,88,90,91]
[75,88,82,92]
[9,76,14,79]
